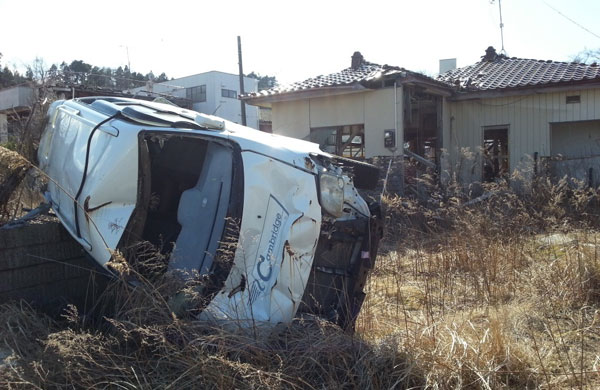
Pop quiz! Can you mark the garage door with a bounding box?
[550,120,600,187]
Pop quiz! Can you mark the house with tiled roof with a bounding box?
[243,48,600,191]
[438,46,600,186]
[243,52,452,193]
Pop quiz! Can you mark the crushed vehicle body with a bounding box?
[38,97,382,330]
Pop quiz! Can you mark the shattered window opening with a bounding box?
[310,124,365,159]
[128,134,235,281]
[483,126,509,181]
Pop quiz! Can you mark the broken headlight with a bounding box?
[318,172,345,218]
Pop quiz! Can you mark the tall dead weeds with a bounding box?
[0,250,424,389]
[359,177,600,389]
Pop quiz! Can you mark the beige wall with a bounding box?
[271,88,401,158]
[445,88,600,183]
[271,100,310,139]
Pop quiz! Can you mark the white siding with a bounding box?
[132,71,260,129]
[445,88,600,183]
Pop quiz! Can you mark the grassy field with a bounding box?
[358,192,600,389]
[1,177,599,389]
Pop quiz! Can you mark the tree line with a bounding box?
[0,53,30,88]
[0,54,169,90]
[1,53,278,93]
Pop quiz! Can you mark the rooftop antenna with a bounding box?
[493,0,507,55]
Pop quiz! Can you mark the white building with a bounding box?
[134,71,260,129]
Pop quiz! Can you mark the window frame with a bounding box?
[186,85,207,103]
[221,89,237,99]
[310,124,365,159]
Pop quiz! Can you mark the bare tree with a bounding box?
[12,58,57,162]
[571,48,600,64]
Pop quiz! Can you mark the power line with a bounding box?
[542,0,600,40]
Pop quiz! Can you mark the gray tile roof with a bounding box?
[243,62,388,98]
[438,47,600,92]
[242,52,447,99]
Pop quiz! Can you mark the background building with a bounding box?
[134,71,259,129]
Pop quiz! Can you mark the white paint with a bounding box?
[38,97,372,327]
[132,71,260,129]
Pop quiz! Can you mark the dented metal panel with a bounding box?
[37,97,381,329]
[200,153,321,324]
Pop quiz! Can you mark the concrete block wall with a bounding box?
[0,219,109,314]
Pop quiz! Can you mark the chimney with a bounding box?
[351,51,364,69]
[439,58,457,74]
[483,46,498,62]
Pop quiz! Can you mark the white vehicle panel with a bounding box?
[77,125,139,266]
[36,97,381,330]
[201,152,321,324]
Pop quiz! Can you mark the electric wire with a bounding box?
[542,0,600,40]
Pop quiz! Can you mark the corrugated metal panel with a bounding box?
[446,88,600,182]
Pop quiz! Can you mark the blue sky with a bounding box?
[1,0,599,85]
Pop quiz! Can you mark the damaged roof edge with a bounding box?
[447,79,600,101]
[242,51,453,104]
[243,74,453,105]
[241,84,371,105]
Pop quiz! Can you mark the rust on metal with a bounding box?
[83,195,112,216]
[304,157,315,171]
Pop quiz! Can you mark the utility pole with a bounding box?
[237,36,247,126]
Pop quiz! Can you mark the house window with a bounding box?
[186,85,206,103]
[310,124,365,159]
[221,89,237,99]
[483,126,509,181]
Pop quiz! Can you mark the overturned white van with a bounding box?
[38,97,381,330]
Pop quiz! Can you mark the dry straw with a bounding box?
[1,145,600,388]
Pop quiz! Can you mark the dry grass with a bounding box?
[0,146,32,222]
[0,146,45,226]
[0,253,422,389]
[1,176,600,388]
[357,179,600,389]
